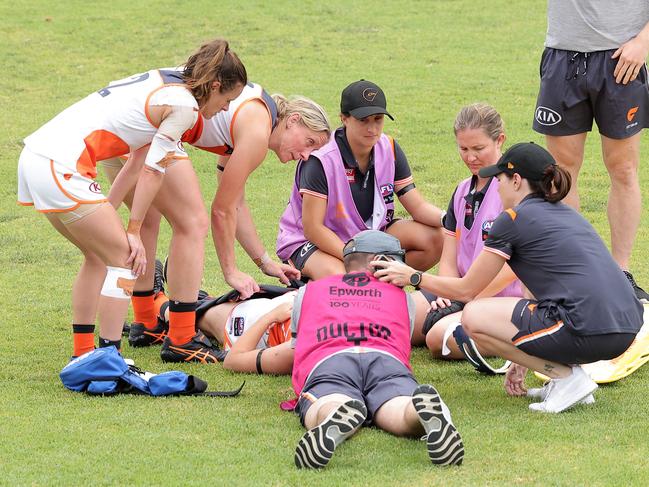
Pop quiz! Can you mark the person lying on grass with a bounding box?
[290,230,463,469]
[150,277,439,372]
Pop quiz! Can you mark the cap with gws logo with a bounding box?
[479,142,556,182]
[340,80,394,120]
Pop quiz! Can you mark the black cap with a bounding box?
[343,230,405,262]
[479,142,556,181]
[340,80,394,120]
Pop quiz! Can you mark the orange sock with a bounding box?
[72,324,95,357]
[132,290,156,329]
[168,301,197,345]
[153,292,169,321]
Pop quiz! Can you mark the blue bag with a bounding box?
[60,347,244,397]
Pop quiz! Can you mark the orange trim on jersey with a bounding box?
[230,97,271,147]
[77,130,130,179]
[17,201,34,206]
[181,113,204,144]
[513,320,564,346]
[144,82,189,128]
[268,319,292,347]
[387,135,396,158]
[299,189,328,200]
[505,208,517,220]
[192,144,232,156]
[483,246,510,260]
[455,228,462,241]
[395,176,414,187]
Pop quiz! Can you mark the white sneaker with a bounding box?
[527,382,595,405]
[529,366,598,413]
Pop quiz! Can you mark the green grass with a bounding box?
[2,0,649,485]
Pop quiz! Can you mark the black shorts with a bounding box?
[295,351,418,426]
[510,299,636,364]
[533,48,649,139]
[288,241,319,271]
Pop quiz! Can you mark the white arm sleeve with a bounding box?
[144,105,198,173]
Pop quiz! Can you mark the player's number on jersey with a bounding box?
[98,72,150,97]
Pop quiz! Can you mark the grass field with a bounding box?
[2,1,649,485]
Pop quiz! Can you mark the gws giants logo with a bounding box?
[88,182,102,194]
[343,272,370,287]
[535,106,562,126]
[362,88,377,102]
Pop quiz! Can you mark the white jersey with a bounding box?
[223,291,296,350]
[24,68,196,179]
[182,82,277,156]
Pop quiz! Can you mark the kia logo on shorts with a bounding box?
[88,182,102,194]
[343,272,370,287]
[535,106,562,126]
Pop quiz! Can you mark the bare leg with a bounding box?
[545,133,587,209]
[47,203,133,342]
[301,250,345,280]
[601,134,641,270]
[373,396,423,436]
[46,215,106,325]
[409,290,431,345]
[461,298,572,378]
[425,311,463,358]
[153,160,209,303]
[386,220,443,271]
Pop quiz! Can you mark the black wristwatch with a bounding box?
[409,271,423,289]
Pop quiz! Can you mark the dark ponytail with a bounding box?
[528,165,572,203]
[183,38,247,106]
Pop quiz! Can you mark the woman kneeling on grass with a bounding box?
[373,142,643,413]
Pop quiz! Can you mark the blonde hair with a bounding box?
[271,94,331,135]
[183,38,247,106]
[453,103,504,141]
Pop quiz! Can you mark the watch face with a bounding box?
[410,272,421,286]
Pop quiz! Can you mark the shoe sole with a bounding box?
[412,385,464,466]
[294,399,367,469]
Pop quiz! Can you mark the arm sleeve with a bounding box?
[290,286,308,348]
[144,105,197,173]
[298,156,329,197]
[406,293,416,337]
[443,187,459,233]
[393,140,413,185]
[483,210,517,260]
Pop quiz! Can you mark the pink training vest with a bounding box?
[276,133,396,261]
[452,177,522,297]
[292,272,411,396]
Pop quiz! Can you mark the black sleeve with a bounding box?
[443,187,458,232]
[393,140,413,183]
[298,156,328,196]
[483,210,517,259]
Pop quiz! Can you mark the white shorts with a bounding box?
[17,146,108,212]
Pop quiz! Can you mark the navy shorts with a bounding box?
[510,299,636,364]
[533,48,649,139]
[295,351,418,426]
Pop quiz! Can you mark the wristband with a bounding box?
[256,349,265,374]
[253,251,272,268]
[126,219,143,235]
